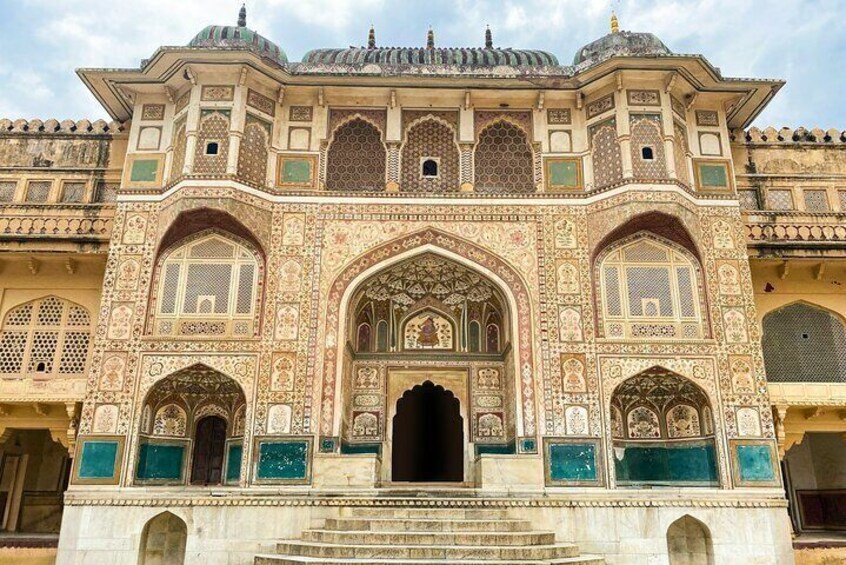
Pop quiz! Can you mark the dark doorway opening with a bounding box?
[190,416,227,485]
[392,380,463,482]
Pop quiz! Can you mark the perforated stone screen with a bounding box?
[0,297,92,377]
[803,189,830,212]
[326,119,386,192]
[25,181,51,203]
[589,119,623,189]
[762,303,846,383]
[767,190,794,210]
[738,190,760,210]
[237,116,270,186]
[61,182,86,203]
[400,120,459,193]
[0,181,17,202]
[474,122,534,193]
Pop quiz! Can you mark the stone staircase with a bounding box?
[255,506,604,564]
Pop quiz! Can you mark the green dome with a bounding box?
[188,7,287,65]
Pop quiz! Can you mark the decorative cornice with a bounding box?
[734,126,846,146]
[64,492,788,509]
[0,119,127,136]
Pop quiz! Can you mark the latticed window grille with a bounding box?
[237,115,271,186]
[0,181,17,202]
[630,114,668,180]
[25,181,52,203]
[170,118,187,181]
[94,182,117,203]
[598,236,704,339]
[803,189,830,212]
[738,190,760,210]
[60,182,86,203]
[0,297,92,377]
[589,118,623,189]
[326,119,386,192]
[474,121,535,193]
[153,232,261,337]
[400,120,460,193]
[767,189,794,211]
[839,191,846,212]
[762,303,846,383]
[672,121,690,186]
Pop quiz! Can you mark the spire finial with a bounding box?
[610,11,619,33]
[485,25,493,48]
[368,24,376,49]
[238,3,247,27]
[427,26,435,49]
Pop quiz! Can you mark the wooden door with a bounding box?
[191,416,227,485]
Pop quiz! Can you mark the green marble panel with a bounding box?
[548,160,579,188]
[736,444,776,482]
[257,440,309,480]
[225,443,242,483]
[615,441,718,485]
[78,440,118,479]
[136,443,185,481]
[282,159,313,184]
[476,442,515,456]
[340,442,381,456]
[699,163,728,188]
[130,159,159,182]
[549,442,597,481]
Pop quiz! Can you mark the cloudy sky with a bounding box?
[1,0,844,128]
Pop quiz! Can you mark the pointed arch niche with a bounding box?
[320,231,538,483]
[135,364,246,486]
[610,367,719,487]
[139,511,187,565]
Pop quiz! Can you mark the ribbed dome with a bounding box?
[187,6,287,65]
[573,30,671,67]
[302,47,558,67]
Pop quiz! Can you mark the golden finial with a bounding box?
[610,11,619,33]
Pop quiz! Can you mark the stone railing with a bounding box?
[0,204,115,245]
[732,126,846,145]
[744,211,846,254]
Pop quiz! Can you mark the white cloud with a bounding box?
[1,0,844,126]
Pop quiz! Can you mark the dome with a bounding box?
[302,47,558,67]
[187,6,287,65]
[573,30,671,68]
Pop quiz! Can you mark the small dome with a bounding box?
[188,6,287,65]
[573,30,671,67]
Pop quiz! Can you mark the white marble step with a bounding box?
[274,540,580,560]
[302,529,557,546]
[341,508,512,520]
[322,518,533,532]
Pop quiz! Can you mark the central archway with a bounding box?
[392,381,463,482]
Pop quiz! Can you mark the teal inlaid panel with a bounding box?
[699,163,729,188]
[282,159,313,184]
[78,440,118,479]
[136,443,185,481]
[340,442,380,456]
[548,160,579,188]
[225,443,242,483]
[476,442,516,456]
[549,443,597,481]
[736,444,775,482]
[615,442,718,485]
[257,440,309,480]
[130,159,159,182]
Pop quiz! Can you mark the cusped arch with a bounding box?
[400,116,460,193]
[474,119,535,194]
[762,300,846,384]
[326,117,387,192]
[592,211,702,262]
[320,228,537,437]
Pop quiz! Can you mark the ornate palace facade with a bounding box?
[0,8,843,565]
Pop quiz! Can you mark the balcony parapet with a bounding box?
[744,211,846,255]
[0,203,115,250]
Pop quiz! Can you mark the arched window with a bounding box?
[152,232,261,337]
[474,121,535,193]
[326,118,386,192]
[0,297,92,377]
[762,303,846,383]
[611,368,718,487]
[597,234,704,340]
